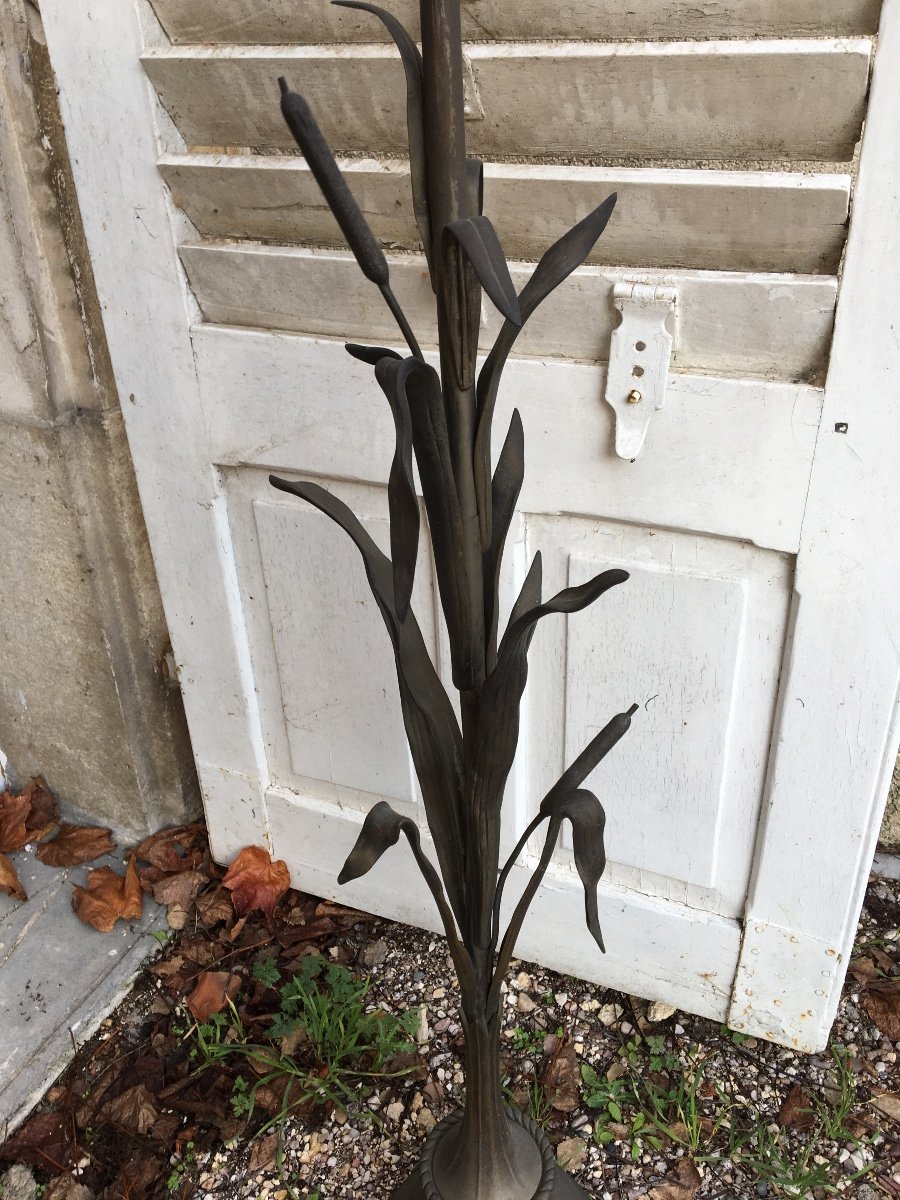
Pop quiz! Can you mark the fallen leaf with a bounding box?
[541,1035,580,1113]
[21,777,59,841]
[133,823,205,872]
[0,790,31,853]
[195,884,234,927]
[0,850,26,900]
[166,902,190,930]
[186,970,241,1021]
[556,1137,587,1171]
[648,1157,702,1200]
[871,1092,900,1122]
[152,868,206,911]
[72,860,142,932]
[0,1110,73,1173]
[223,845,291,921]
[100,1083,160,1134]
[44,1174,95,1200]
[122,854,143,919]
[777,1082,816,1131]
[38,823,115,866]
[249,1132,278,1172]
[860,979,900,1041]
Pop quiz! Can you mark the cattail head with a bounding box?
[279,78,389,288]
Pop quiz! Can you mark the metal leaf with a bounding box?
[445,216,521,325]
[466,157,484,216]
[544,704,639,807]
[473,194,617,548]
[345,343,403,365]
[332,2,433,268]
[539,789,608,952]
[374,357,420,620]
[338,800,409,883]
[483,409,524,666]
[268,475,466,920]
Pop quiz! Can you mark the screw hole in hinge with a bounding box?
[634,340,646,352]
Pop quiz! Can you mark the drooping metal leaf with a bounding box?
[279,79,389,288]
[268,475,466,921]
[445,216,521,326]
[544,704,639,807]
[374,357,420,620]
[539,788,608,952]
[339,800,477,995]
[466,566,626,933]
[483,409,524,667]
[473,193,618,548]
[345,342,403,365]
[332,2,433,269]
[506,550,542,635]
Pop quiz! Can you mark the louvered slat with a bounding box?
[178,242,837,383]
[142,40,871,163]
[160,155,849,273]
[150,0,882,45]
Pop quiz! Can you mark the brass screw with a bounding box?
[627,389,642,404]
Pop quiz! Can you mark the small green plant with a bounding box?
[166,1140,196,1193]
[181,956,418,1134]
[525,1079,553,1127]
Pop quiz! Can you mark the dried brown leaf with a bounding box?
[152,868,206,910]
[222,845,291,921]
[648,1157,702,1200]
[195,884,234,927]
[540,1035,580,1113]
[100,1083,160,1134]
[72,861,142,932]
[186,970,241,1021]
[556,1137,587,1171]
[133,823,205,872]
[0,790,31,853]
[860,978,900,1041]
[0,1110,73,1173]
[22,777,59,841]
[248,1132,278,1172]
[777,1082,816,1131]
[38,823,115,866]
[44,1174,95,1200]
[871,1091,900,1122]
[0,850,26,900]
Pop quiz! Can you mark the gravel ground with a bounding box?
[185,876,900,1200]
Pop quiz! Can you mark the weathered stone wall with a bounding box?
[0,0,198,837]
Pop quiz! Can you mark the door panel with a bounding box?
[39,0,900,1053]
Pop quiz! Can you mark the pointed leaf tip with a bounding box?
[278,76,289,95]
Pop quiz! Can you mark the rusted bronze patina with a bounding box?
[271,3,637,1195]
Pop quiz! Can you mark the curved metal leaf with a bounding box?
[467,566,626,927]
[466,157,484,216]
[345,343,403,365]
[484,409,524,666]
[544,704,639,806]
[332,1,432,268]
[268,475,466,921]
[338,800,407,884]
[445,216,521,325]
[539,789,607,952]
[473,193,617,548]
[374,357,420,620]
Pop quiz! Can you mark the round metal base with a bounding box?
[390,1109,593,1200]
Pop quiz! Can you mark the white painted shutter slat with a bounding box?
[160,156,850,274]
[178,243,838,383]
[150,0,882,44]
[141,40,871,162]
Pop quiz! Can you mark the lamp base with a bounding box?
[390,1109,594,1200]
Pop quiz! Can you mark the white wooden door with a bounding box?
[39,0,900,1051]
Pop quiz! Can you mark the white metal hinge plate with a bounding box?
[604,281,677,460]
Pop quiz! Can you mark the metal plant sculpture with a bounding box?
[270,2,638,1195]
